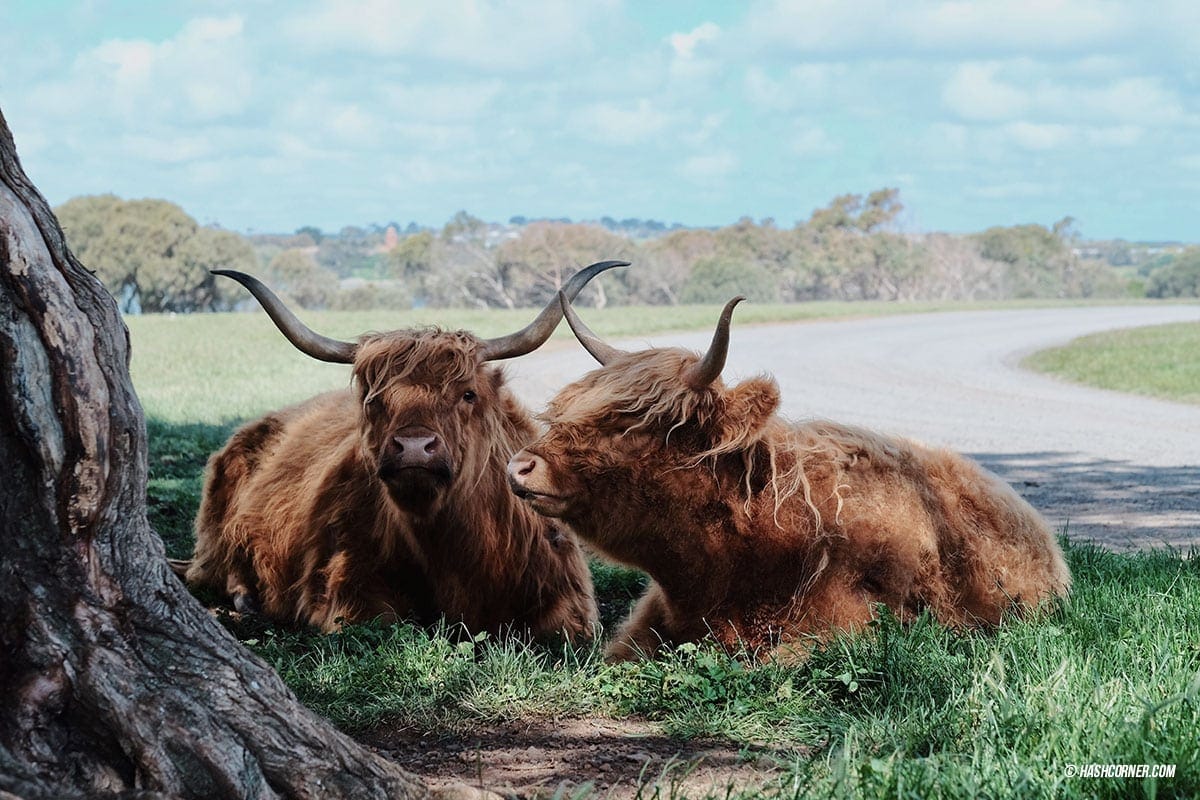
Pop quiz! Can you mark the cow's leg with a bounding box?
[768,577,885,663]
[530,550,599,644]
[312,551,417,632]
[225,558,262,615]
[186,420,279,605]
[604,582,673,662]
[186,531,260,612]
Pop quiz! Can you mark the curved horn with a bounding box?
[213,270,357,364]
[558,290,628,366]
[682,296,745,389]
[478,260,629,361]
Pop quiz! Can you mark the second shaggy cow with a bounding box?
[508,294,1071,661]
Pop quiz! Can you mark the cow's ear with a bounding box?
[713,375,780,446]
[486,365,505,393]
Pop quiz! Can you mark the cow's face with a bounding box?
[508,349,780,530]
[211,263,627,517]
[356,331,518,516]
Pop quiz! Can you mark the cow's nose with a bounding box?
[507,452,542,482]
[393,428,441,467]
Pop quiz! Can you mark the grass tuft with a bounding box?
[1024,321,1200,405]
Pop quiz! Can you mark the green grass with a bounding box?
[133,302,1200,798]
[1024,322,1200,406]
[146,418,234,557]
[244,541,1200,799]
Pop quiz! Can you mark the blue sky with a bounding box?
[1,1,1197,240]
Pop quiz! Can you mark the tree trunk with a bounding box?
[0,108,464,799]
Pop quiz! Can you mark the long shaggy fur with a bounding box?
[186,328,597,637]
[512,347,1070,661]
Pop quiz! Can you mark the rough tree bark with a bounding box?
[0,108,470,798]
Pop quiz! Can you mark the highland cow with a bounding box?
[508,293,1070,661]
[180,262,627,637]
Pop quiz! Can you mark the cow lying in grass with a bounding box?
[508,293,1071,660]
[179,262,627,638]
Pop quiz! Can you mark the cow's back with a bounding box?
[918,444,1070,622]
[789,420,1069,630]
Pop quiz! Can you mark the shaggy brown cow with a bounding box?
[508,293,1071,661]
[181,262,626,637]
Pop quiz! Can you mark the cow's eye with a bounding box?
[462,390,478,404]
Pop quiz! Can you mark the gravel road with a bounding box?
[505,305,1200,551]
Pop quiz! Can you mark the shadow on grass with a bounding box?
[972,450,1200,551]
[145,416,238,559]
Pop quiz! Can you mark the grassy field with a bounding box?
[131,302,1200,798]
[1024,321,1200,406]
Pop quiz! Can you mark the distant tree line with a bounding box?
[55,195,256,312]
[56,189,1195,314]
[1144,247,1200,298]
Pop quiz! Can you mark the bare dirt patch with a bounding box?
[360,718,805,798]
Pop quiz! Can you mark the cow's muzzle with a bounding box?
[379,425,454,511]
[508,451,569,516]
[388,426,444,469]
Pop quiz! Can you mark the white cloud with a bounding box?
[570,99,672,146]
[668,22,720,59]
[741,0,879,54]
[914,0,1132,53]
[943,62,1191,128]
[679,151,738,182]
[743,0,1144,58]
[942,63,1029,121]
[381,82,503,122]
[275,133,344,163]
[744,63,843,113]
[28,14,252,124]
[1071,77,1186,125]
[945,119,1147,157]
[390,121,478,151]
[283,0,614,71]
[9,126,49,158]
[791,124,838,156]
[744,67,790,111]
[968,181,1060,200]
[679,113,727,148]
[92,39,156,90]
[376,154,481,188]
[118,133,217,164]
[667,22,722,80]
[926,123,971,155]
[1003,121,1072,151]
[326,105,381,145]
[1084,125,1143,147]
[1178,154,1200,171]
